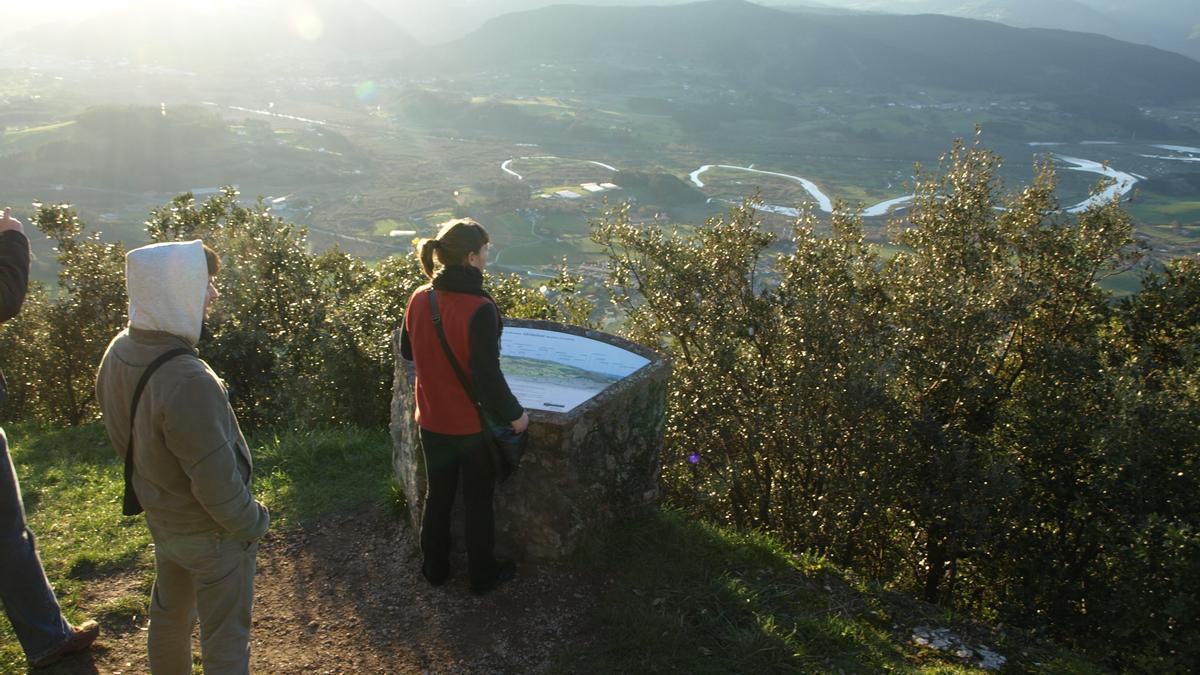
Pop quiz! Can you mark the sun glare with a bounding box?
[289,3,325,42]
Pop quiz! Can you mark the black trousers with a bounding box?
[419,428,498,585]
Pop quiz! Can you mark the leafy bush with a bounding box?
[1,140,1194,667]
[595,138,1196,668]
[0,188,591,429]
[0,205,127,425]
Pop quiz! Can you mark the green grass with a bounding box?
[497,239,585,267]
[1153,200,1200,218]
[560,510,1100,674]
[0,424,151,671]
[559,511,902,672]
[1141,223,1200,246]
[423,210,454,224]
[0,423,393,671]
[1,424,1102,672]
[538,211,592,235]
[372,218,415,236]
[252,427,393,527]
[5,425,153,584]
[488,211,536,240]
[1127,193,1200,225]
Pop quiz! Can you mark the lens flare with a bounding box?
[354,81,378,103]
[688,453,700,465]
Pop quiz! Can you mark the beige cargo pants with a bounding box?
[146,528,258,674]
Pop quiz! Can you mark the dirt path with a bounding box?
[42,509,598,674]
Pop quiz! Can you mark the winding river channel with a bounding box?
[502,146,1194,217]
[1056,156,1139,214]
[688,157,1141,217]
[502,156,617,181]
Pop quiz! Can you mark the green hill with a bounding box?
[419,0,1200,105]
[790,0,1135,44]
[612,170,709,207]
[799,0,1200,62]
[2,104,358,194]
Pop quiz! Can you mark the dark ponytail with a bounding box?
[418,238,438,279]
[416,218,490,279]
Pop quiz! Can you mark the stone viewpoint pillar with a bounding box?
[391,318,670,560]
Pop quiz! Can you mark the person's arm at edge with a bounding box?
[0,226,30,323]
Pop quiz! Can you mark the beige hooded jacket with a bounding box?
[96,240,269,541]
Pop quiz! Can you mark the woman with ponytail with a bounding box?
[399,218,528,595]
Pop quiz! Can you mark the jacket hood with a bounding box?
[126,240,208,345]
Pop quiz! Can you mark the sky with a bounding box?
[0,0,131,36]
[0,0,1193,44]
[0,1,525,42]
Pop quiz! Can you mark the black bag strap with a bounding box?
[429,289,488,422]
[432,289,525,478]
[123,347,192,516]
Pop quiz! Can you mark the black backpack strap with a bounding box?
[429,289,486,417]
[430,289,527,480]
[429,290,507,466]
[123,347,192,516]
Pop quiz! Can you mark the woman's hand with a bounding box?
[511,411,529,434]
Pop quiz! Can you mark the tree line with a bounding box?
[0,140,1195,669]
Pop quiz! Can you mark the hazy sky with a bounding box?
[0,0,131,36]
[0,1,629,42]
[1,0,1194,43]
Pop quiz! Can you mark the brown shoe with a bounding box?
[30,620,100,668]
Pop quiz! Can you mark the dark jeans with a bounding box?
[419,429,499,586]
[0,427,72,663]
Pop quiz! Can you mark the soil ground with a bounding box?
[39,508,596,674]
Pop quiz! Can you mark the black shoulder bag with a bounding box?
[123,347,191,516]
[428,289,527,483]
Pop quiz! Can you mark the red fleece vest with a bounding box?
[404,285,493,435]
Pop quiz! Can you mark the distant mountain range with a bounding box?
[6,0,416,70]
[362,1,1200,62]
[419,0,1200,105]
[788,0,1200,61]
[4,1,1197,65]
[8,0,1199,108]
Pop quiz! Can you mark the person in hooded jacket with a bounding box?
[400,218,528,596]
[0,206,100,668]
[96,240,268,674]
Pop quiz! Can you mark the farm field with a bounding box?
[2,62,1198,291]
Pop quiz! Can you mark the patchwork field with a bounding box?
[2,65,1197,290]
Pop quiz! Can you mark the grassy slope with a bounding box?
[562,512,1100,674]
[0,424,393,671]
[1,424,1099,673]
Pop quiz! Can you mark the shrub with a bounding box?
[595,137,1194,667]
[0,205,126,425]
[1,188,591,430]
